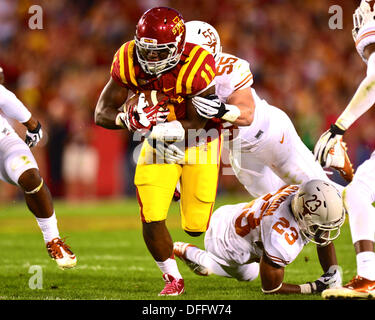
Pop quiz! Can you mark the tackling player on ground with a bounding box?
[0,67,76,269]
[174,180,344,295]
[315,0,375,299]
[94,7,219,296]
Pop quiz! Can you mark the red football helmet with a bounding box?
[135,7,186,75]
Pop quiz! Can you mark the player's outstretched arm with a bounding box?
[260,249,341,295]
[94,78,129,129]
[315,47,375,166]
[259,253,301,294]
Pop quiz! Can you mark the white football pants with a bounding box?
[0,133,38,186]
[229,103,343,197]
[343,151,375,244]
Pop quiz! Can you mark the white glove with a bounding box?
[155,141,185,164]
[192,95,240,122]
[25,122,43,147]
[299,265,342,294]
[314,124,346,167]
[148,120,185,142]
[192,94,225,119]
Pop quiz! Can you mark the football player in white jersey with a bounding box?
[174,179,344,295]
[315,0,375,299]
[0,67,76,269]
[161,20,349,199]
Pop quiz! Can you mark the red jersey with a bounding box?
[110,40,216,123]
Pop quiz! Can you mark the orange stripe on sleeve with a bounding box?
[234,73,253,90]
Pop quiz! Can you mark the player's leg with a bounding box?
[229,149,285,198]
[257,106,344,192]
[135,140,184,295]
[0,134,76,269]
[322,153,375,299]
[179,137,222,235]
[174,241,232,277]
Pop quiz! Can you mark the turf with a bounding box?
[0,195,356,301]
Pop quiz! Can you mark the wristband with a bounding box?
[221,104,241,123]
[299,283,313,294]
[330,124,346,135]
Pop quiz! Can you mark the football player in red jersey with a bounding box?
[95,7,219,296]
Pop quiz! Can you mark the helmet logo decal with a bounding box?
[367,0,375,12]
[172,16,185,36]
[202,29,217,54]
[302,194,321,216]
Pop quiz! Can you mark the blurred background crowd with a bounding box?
[0,0,372,201]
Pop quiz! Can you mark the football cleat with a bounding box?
[158,274,185,296]
[46,237,77,270]
[322,275,375,299]
[326,139,354,182]
[173,242,210,276]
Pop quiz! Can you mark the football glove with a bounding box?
[299,265,342,294]
[25,121,43,147]
[314,124,346,167]
[148,120,185,142]
[192,94,241,122]
[155,140,185,164]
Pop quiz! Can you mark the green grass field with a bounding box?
[0,195,357,301]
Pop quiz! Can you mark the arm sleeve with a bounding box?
[336,52,375,130]
[0,85,31,123]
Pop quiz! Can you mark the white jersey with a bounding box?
[214,52,338,197]
[355,21,375,62]
[0,84,31,139]
[204,185,309,268]
[214,52,273,150]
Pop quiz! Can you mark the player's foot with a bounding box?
[327,140,354,182]
[158,274,185,296]
[173,241,209,276]
[46,237,77,270]
[322,275,375,299]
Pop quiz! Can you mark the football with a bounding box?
[123,90,170,114]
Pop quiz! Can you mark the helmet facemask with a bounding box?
[135,36,183,75]
[352,0,375,41]
[291,180,345,247]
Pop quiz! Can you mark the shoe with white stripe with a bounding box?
[322,275,375,299]
[158,274,185,296]
[46,237,77,270]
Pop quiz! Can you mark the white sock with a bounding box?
[357,251,375,281]
[155,258,182,279]
[36,212,60,244]
[185,246,231,278]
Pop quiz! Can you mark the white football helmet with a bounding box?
[185,20,222,63]
[353,0,375,41]
[291,180,345,246]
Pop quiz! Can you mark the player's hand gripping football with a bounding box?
[314,124,354,182]
[25,121,43,147]
[117,93,169,132]
[314,124,346,167]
